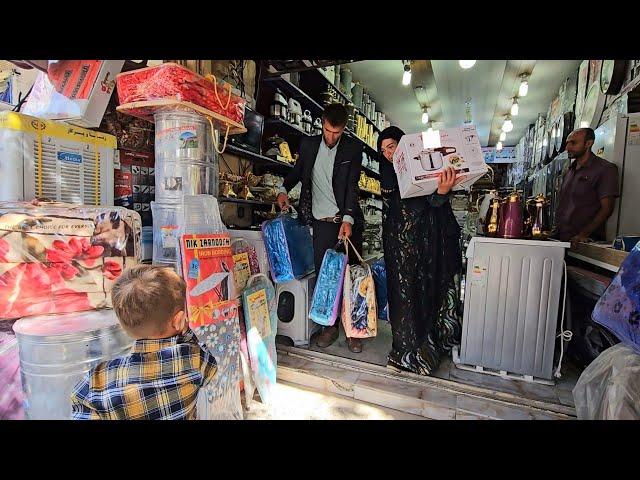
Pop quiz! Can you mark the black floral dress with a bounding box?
[382,188,463,375]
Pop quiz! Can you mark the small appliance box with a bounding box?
[23,60,125,128]
[393,125,488,199]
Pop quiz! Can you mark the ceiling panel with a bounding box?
[346,59,583,147]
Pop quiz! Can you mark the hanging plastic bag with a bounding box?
[342,237,377,338]
[370,259,389,321]
[309,242,348,326]
[573,343,640,419]
[242,274,278,405]
[231,238,257,295]
[261,207,314,284]
[237,312,257,405]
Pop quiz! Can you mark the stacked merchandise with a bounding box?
[115,65,253,416]
[102,95,156,261]
[22,60,125,128]
[0,202,141,419]
[0,202,141,320]
[177,195,242,419]
[150,110,219,268]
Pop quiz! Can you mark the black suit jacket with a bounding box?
[283,134,364,227]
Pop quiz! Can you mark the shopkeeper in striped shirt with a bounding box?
[70,265,217,420]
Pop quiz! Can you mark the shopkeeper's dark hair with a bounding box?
[575,127,596,143]
[322,103,348,127]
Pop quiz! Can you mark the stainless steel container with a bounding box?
[151,201,181,264]
[351,82,363,109]
[154,111,213,163]
[13,309,133,420]
[155,158,219,201]
[340,68,352,99]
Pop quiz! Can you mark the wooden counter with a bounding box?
[567,242,629,273]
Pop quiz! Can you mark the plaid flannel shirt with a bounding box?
[71,330,217,420]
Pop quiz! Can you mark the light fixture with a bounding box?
[421,107,429,124]
[402,62,412,86]
[496,141,503,151]
[502,116,514,133]
[510,97,519,116]
[422,124,441,149]
[518,74,529,97]
[459,60,476,69]
[499,131,506,142]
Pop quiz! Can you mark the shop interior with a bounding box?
[1,59,639,420]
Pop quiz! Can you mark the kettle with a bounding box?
[312,117,322,136]
[270,89,288,120]
[498,191,524,239]
[477,190,498,224]
[288,98,302,127]
[484,196,502,237]
[301,110,313,135]
[526,194,551,240]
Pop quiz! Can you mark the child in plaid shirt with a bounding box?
[71,265,217,420]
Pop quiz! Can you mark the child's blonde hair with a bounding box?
[111,265,186,336]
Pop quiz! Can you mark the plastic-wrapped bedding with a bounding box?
[573,344,640,420]
[241,274,278,405]
[261,213,314,284]
[309,248,348,326]
[591,242,640,353]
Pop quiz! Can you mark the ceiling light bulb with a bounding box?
[421,108,429,124]
[459,60,476,69]
[402,64,412,86]
[499,131,506,142]
[502,118,514,133]
[519,76,529,97]
[510,98,519,116]
[496,141,503,151]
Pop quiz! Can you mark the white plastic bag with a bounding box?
[572,343,640,420]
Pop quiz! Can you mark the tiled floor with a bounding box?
[290,320,580,409]
[243,380,427,420]
[276,350,575,420]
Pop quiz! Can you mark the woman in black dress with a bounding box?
[378,126,463,375]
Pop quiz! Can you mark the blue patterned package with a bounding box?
[371,259,389,321]
[309,248,348,326]
[242,274,278,405]
[261,214,314,283]
[592,242,640,354]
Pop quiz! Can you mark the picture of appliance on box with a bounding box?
[393,126,488,199]
[412,147,471,180]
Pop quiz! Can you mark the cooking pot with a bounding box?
[415,147,457,171]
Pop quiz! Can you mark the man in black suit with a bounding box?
[276,103,365,353]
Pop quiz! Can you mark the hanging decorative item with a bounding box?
[600,60,628,95]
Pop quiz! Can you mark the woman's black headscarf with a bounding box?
[377,126,406,191]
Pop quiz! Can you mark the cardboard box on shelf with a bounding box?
[22,60,125,128]
[393,125,488,199]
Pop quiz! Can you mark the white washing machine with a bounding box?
[275,273,319,346]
